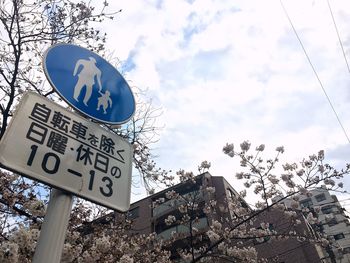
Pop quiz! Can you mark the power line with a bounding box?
[279,0,350,144]
[327,0,350,74]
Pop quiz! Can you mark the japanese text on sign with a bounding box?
[0,92,132,211]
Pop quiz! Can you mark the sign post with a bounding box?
[32,189,73,263]
[0,44,136,262]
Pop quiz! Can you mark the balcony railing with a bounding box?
[157,217,208,240]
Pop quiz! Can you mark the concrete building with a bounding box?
[273,187,350,263]
[112,172,323,262]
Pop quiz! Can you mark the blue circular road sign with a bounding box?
[43,44,135,124]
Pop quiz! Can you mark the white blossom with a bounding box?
[206,186,216,194]
[276,146,285,153]
[306,212,318,224]
[165,215,176,226]
[165,190,178,199]
[211,220,222,231]
[256,144,265,151]
[240,141,251,152]
[0,242,19,263]
[119,254,134,263]
[199,160,211,170]
[290,200,299,209]
[207,230,220,242]
[223,143,234,157]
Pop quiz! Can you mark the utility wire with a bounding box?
[279,0,350,144]
[327,0,350,74]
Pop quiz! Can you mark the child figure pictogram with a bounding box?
[97,90,113,114]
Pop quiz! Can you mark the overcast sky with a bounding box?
[102,0,350,206]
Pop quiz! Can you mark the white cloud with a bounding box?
[103,0,350,198]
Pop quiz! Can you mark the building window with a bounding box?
[152,189,203,217]
[343,247,350,254]
[300,198,313,208]
[321,205,336,214]
[327,217,337,227]
[334,233,345,240]
[315,194,326,202]
[127,207,140,219]
[253,224,274,244]
[157,217,208,240]
[228,188,235,199]
[153,199,177,217]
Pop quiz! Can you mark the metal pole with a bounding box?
[33,188,74,263]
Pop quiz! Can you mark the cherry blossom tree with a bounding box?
[1,139,349,262]
[143,142,348,262]
[0,1,349,262]
[0,0,166,261]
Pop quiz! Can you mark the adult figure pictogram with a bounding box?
[73,57,102,106]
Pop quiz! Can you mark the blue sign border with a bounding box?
[43,44,136,125]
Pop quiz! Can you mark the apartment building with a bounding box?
[112,172,322,262]
[273,187,350,263]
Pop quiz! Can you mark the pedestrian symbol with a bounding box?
[73,57,102,106]
[97,90,113,114]
[43,44,135,125]
[72,56,113,115]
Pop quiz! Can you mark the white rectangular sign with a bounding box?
[0,92,132,211]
